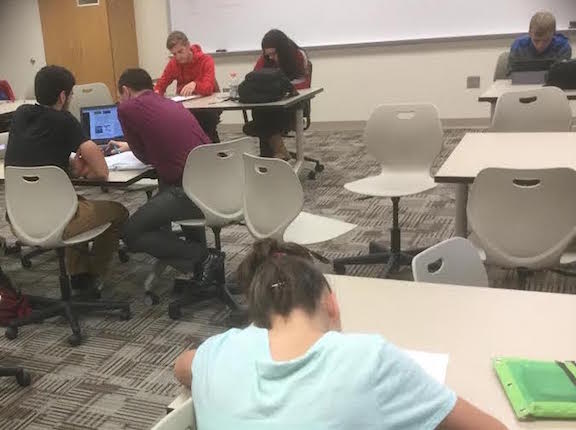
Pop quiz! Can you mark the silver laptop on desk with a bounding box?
[80,104,124,145]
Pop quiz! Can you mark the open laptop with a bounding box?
[80,104,124,145]
[509,59,556,85]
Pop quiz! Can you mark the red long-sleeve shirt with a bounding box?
[254,50,311,90]
[154,45,217,96]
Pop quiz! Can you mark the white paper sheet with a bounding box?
[404,349,450,383]
[171,95,202,102]
[105,151,148,171]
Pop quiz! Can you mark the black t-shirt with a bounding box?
[5,104,87,173]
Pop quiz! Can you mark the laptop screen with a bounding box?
[80,104,124,142]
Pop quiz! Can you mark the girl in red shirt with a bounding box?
[244,30,311,159]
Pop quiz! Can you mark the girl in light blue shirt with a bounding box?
[174,239,506,430]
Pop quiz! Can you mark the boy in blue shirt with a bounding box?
[509,11,571,71]
[174,239,506,430]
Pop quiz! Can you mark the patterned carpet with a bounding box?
[1,128,576,429]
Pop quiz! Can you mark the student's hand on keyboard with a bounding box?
[104,140,129,156]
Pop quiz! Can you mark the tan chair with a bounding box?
[490,87,572,132]
[68,82,113,121]
[468,167,576,288]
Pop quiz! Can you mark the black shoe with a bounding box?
[197,251,224,288]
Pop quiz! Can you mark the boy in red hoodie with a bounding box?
[155,31,221,142]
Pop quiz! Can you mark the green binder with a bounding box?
[494,357,576,420]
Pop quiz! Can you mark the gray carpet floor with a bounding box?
[1,128,576,429]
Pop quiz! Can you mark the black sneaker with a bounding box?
[197,251,224,288]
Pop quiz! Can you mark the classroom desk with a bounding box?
[0,100,35,116]
[0,160,156,187]
[479,80,576,117]
[167,274,576,429]
[182,88,324,174]
[434,132,576,236]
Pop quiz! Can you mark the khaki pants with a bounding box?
[62,197,129,277]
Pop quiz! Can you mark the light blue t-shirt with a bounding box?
[192,325,456,430]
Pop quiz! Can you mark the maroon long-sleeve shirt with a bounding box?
[117,90,210,186]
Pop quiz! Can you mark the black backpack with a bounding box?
[546,60,576,90]
[238,69,295,103]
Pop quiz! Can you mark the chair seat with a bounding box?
[344,172,436,197]
[284,212,356,245]
[62,223,112,245]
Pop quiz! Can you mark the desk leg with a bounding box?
[490,102,496,121]
[455,183,468,237]
[293,107,304,174]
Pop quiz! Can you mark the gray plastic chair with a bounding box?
[493,51,510,81]
[4,166,130,345]
[412,237,489,287]
[490,87,572,132]
[468,168,576,288]
[68,82,113,121]
[333,104,444,277]
[151,397,196,430]
[243,153,356,245]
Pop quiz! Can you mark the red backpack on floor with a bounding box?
[0,269,31,325]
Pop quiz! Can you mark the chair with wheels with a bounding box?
[468,168,576,289]
[151,397,196,430]
[332,104,443,278]
[4,166,130,346]
[411,237,489,287]
[68,82,113,121]
[490,87,572,132]
[160,138,255,319]
[243,153,356,245]
[0,366,31,387]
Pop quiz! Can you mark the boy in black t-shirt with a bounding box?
[5,65,128,291]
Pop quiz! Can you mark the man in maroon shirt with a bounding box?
[114,68,220,286]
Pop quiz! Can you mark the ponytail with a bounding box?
[237,239,330,328]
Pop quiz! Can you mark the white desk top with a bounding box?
[0,99,36,116]
[182,88,323,111]
[0,160,155,187]
[435,132,576,184]
[170,275,576,428]
[328,275,576,429]
[479,80,576,102]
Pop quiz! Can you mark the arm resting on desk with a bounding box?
[438,397,508,430]
[71,140,108,181]
[174,349,196,387]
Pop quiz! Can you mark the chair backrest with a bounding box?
[493,51,510,81]
[490,87,572,132]
[5,166,78,248]
[68,83,113,121]
[150,398,196,430]
[468,168,576,269]
[412,237,489,287]
[0,80,15,101]
[182,137,254,227]
[364,104,443,173]
[243,153,303,240]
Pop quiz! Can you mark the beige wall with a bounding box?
[0,0,46,99]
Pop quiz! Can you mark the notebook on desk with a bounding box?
[80,104,124,145]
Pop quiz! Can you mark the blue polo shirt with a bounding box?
[510,33,572,62]
[192,325,456,430]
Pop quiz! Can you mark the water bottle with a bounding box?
[229,72,240,100]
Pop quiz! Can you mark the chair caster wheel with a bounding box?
[168,303,182,320]
[5,326,18,340]
[307,171,317,180]
[119,308,131,321]
[118,249,129,263]
[68,333,82,346]
[315,163,325,173]
[21,257,32,269]
[144,292,159,306]
[16,369,31,387]
[333,264,346,275]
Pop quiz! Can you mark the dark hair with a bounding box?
[167,31,189,50]
[261,29,306,80]
[237,239,330,328]
[118,68,154,92]
[34,65,75,106]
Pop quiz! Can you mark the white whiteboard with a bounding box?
[169,0,576,53]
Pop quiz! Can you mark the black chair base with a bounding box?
[333,197,426,278]
[5,249,131,346]
[0,367,31,387]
